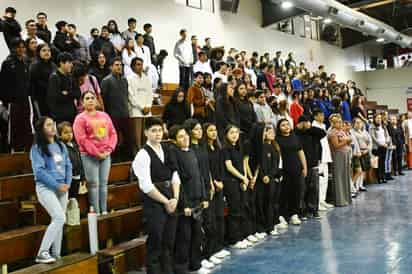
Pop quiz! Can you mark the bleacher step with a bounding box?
[11,253,97,274]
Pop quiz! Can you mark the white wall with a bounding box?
[354,67,412,113]
[0,0,359,83]
[344,42,384,72]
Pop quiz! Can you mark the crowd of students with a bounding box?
[2,6,412,274]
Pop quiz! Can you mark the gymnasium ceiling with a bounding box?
[339,0,412,47]
[261,0,412,48]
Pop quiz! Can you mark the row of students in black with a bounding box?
[133,114,325,274]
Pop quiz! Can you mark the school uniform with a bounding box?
[222,144,247,245]
[255,143,282,233]
[276,134,304,219]
[204,145,225,256]
[64,142,84,198]
[170,144,207,274]
[132,143,180,274]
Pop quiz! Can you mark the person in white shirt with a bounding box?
[212,61,228,83]
[193,51,213,75]
[22,19,45,45]
[253,91,277,128]
[244,60,257,86]
[127,57,153,117]
[122,38,137,77]
[132,117,180,274]
[121,17,138,41]
[135,33,158,90]
[312,109,334,211]
[174,29,193,92]
[403,111,412,169]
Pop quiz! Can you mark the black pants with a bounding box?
[174,215,203,274]
[302,167,320,215]
[202,190,225,259]
[392,145,403,174]
[373,146,387,181]
[179,66,192,93]
[244,187,256,236]
[143,199,177,274]
[280,171,304,219]
[224,178,246,245]
[256,179,282,233]
[68,179,81,199]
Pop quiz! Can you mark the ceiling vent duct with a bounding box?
[272,0,412,47]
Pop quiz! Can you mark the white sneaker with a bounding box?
[201,259,215,269]
[318,205,328,211]
[276,222,288,230]
[35,251,56,264]
[279,216,288,225]
[213,250,226,259]
[231,241,247,249]
[247,235,259,243]
[242,239,253,247]
[290,214,302,225]
[255,232,266,240]
[270,227,280,236]
[220,249,231,257]
[197,267,211,274]
[209,256,222,265]
[321,201,334,208]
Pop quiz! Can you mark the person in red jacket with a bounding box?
[290,91,304,127]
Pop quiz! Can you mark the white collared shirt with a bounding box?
[193,60,213,75]
[132,142,181,194]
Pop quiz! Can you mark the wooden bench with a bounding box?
[64,206,144,253]
[151,105,165,116]
[0,162,132,202]
[0,201,19,231]
[0,225,46,265]
[98,237,146,274]
[0,153,31,177]
[33,183,141,225]
[11,253,97,274]
[162,83,179,91]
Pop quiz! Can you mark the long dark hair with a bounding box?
[33,116,63,157]
[276,118,291,136]
[203,122,221,149]
[183,118,203,145]
[222,124,241,151]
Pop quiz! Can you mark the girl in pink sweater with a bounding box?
[73,91,118,214]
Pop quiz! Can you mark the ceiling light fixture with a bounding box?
[324,18,332,24]
[281,1,293,9]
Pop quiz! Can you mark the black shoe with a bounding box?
[359,187,367,192]
[385,174,395,181]
[351,192,357,198]
[300,214,308,221]
[399,172,405,176]
[381,179,387,184]
[312,212,321,219]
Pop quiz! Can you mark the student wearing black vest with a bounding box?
[132,117,181,274]
[168,125,210,274]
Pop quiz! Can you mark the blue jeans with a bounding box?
[385,148,393,174]
[81,154,111,214]
[36,184,68,257]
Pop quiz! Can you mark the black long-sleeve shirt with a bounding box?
[215,97,240,139]
[295,127,326,168]
[47,69,80,122]
[0,17,22,51]
[207,145,223,182]
[101,73,129,118]
[387,125,405,146]
[30,59,57,115]
[169,144,207,209]
[191,143,212,197]
[238,98,257,136]
[260,144,282,180]
[89,37,116,63]
[0,54,29,104]
[162,102,190,129]
[53,31,80,55]
[36,24,51,44]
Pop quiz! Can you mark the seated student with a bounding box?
[58,121,84,199]
[222,124,251,249]
[132,117,180,274]
[162,89,190,130]
[30,117,72,264]
[203,123,231,259]
[168,125,209,274]
[294,115,326,219]
[250,123,283,236]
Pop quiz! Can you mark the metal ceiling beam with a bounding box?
[350,0,395,11]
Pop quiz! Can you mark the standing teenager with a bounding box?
[73,91,118,214]
[276,119,307,225]
[168,125,210,274]
[203,123,231,259]
[30,116,72,263]
[222,124,251,249]
[369,113,390,184]
[132,117,181,274]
